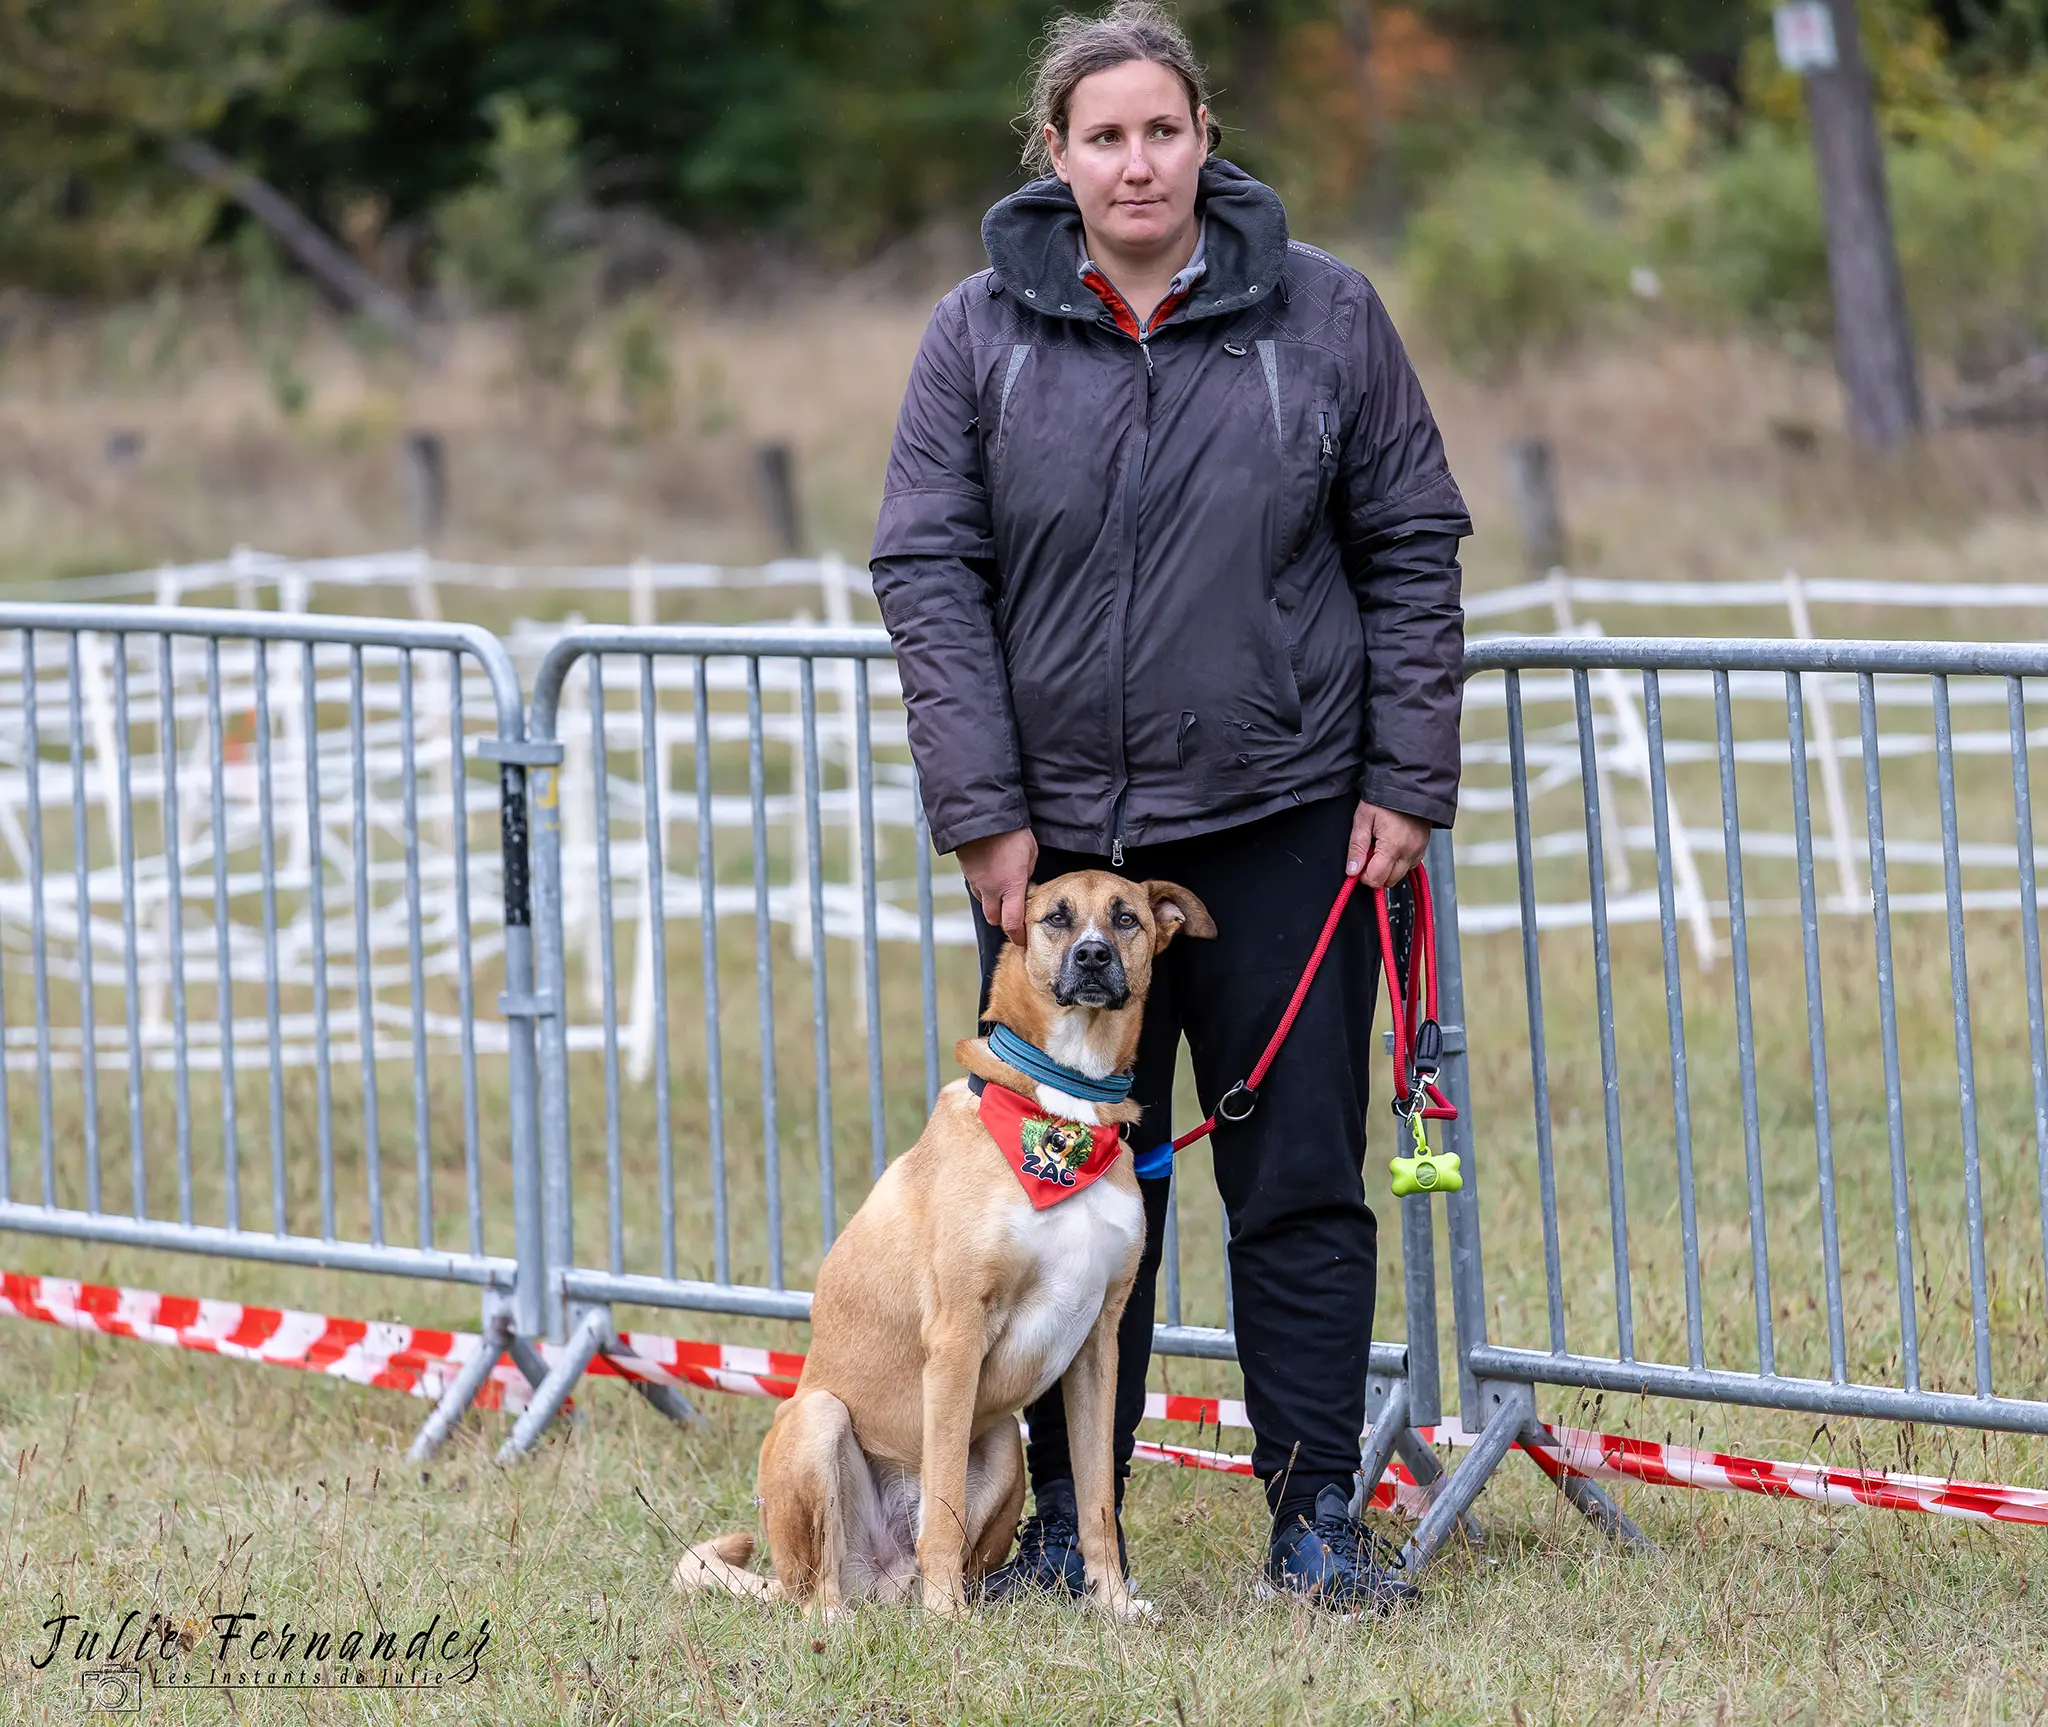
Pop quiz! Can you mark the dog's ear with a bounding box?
[1144,881,1217,950]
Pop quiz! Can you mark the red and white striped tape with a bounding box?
[1511,1420,2048,1524]
[7,1271,2044,1526]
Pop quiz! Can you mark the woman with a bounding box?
[870,1,1468,1612]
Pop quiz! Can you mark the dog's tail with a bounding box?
[673,1531,778,1600]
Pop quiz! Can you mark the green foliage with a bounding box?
[233,224,316,416]
[0,0,317,293]
[1408,27,2048,378]
[607,294,676,437]
[1890,133,2048,368]
[210,0,1382,257]
[1637,82,2048,368]
[1410,0,1752,91]
[1642,126,1831,342]
[1400,160,1631,377]
[432,99,582,313]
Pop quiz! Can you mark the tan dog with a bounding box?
[675,870,1214,1618]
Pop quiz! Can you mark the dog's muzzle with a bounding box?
[1054,937,1129,1009]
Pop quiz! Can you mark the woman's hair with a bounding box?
[1019,1,1223,177]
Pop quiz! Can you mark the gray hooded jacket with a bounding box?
[871,160,1471,858]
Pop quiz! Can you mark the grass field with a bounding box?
[7,287,2048,1720]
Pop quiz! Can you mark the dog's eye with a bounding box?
[1042,906,1071,929]
[1115,910,1139,929]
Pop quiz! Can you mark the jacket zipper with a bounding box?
[1103,325,1152,864]
[1313,409,1337,524]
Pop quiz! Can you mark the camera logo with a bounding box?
[80,1668,143,1712]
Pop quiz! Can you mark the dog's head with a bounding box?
[1026,871,1213,1010]
[984,871,1216,1073]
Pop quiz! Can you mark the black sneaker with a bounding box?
[977,1479,1130,1603]
[1262,1483,1419,1617]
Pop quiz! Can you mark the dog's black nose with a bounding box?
[1072,938,1113,972]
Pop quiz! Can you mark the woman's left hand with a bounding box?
[1346,800,1430,889]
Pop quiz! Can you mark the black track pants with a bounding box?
[972,795,1382,1523]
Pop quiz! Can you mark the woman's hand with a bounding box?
[1347,800,1430,889]
[958,826,1039,945]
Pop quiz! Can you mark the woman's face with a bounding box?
[1047,58,1206,260]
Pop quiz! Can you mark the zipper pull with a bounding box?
[1111,837,1124,868]
[1318,410,1336,462]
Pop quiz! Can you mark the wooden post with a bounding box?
[1504,437,1567,575]
[1780,0,1923,448]
[403,431,447,543]
[758,443,804,558]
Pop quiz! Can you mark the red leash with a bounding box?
[1170,864,1456,1155]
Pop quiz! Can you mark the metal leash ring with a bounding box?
[1217,1082,1259,1123]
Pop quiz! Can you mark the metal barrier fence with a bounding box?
[9,606,2048,1573]
[1397,635,2048,1573]
[0,603,548,1387]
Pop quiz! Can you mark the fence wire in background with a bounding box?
[50,550,2048,976]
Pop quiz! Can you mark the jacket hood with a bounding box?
[980,158,1289,326]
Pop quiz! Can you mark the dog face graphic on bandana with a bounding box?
[976,1082,1126,1209]
[1018,1117,1094,1187]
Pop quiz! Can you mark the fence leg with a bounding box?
[407,1302,513,1463]
[1352,1378,1410,1517]
[1397,1381,1532,1578]
[507,1333,552,1399]
[1393,1428,1485,1548]
[1518,1419,1656,1552]
[498,1306,609,1462]
[628,1378,698,1427]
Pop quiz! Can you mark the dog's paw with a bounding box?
[1090,1586,1154,1624]
[918,1583,971,1621]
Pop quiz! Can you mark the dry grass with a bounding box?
[1,1236,2043,1724]
[6,271,2048,609]
[6,279,2048,1720]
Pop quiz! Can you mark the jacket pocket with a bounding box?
[1267,600,1304,733]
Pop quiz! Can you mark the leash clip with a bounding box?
[1217,1082,1259,1123]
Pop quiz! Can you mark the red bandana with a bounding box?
[977,1082,1126,1209]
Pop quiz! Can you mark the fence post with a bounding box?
[1428,828,1490,1428]
[494,746,549,1346]
[525,718,574,1346]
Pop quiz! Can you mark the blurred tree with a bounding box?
[208,0,1400,256]
[1929,0,2048,71]
[13,0,2040,295]
[0,0,319,291]
[1407,0,1752,91]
